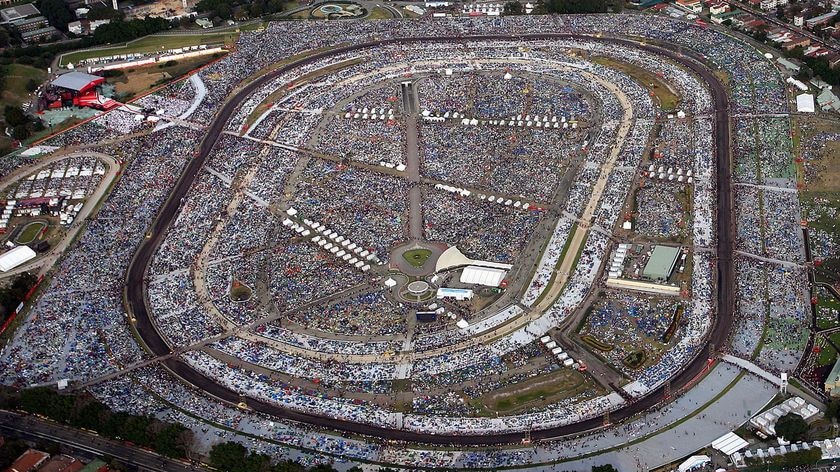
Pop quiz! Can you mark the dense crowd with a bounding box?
[0,11,804,468]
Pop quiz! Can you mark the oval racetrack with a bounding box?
[125,34,734,445]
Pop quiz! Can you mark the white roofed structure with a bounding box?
[459,265,506,287]
[0,246,36,272]
[712,432,749,456]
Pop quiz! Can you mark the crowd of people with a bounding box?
[0,127,202,385]
[0,10,806,468]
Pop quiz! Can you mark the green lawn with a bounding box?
[367,6,395,18]
[1,63,45,108]
[59,32,239,67]
[591,56,680,111]
[476,370,591,415]
[402,248,432,267]
[15,221,45,244]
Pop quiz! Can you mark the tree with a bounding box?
[504,1,523,14]
[307,465,337,472]
[0,439,28,470]
[775,412,809,441]
[273,460,305,472]
[544,0,607,14]
[592,465,619,472]
[770,447,821,467]
[209,442,248,472]
[155,424,192,458]
[827,398,840,420]
[4,105,28,127]
[37,0,75,31]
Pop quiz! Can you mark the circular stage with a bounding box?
[407,280,430,294]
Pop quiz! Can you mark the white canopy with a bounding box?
[0,246,36,272]
[712,432,748,456]
[460,265,506,287]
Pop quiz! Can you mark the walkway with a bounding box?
[721,354,781,385]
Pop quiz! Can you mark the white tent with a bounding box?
[0,246,36,272]
[678,455,710,472]
[460,265,506,287]
[796,93,815,113]
[712,432,748,456]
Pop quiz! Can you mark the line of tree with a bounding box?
[36,0,75,32]
[91,16,172,45]
[195,0,286,22]
[0,272,37,321]
[1,387,193,460]
[4,106,44,141]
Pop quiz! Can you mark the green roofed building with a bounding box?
[642,245,681,282]
[825,358,840,397]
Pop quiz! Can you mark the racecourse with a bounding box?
[124,33,735,445]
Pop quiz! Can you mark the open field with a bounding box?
[591,56,680,111]
[471,369,596,415]
[15,221,46,245]
[1,64,45,109]
[109,53,225,99]
[367,7,395,19]
[59,32,239,67]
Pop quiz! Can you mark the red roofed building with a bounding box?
[3,449,49,472]
[39,71,117,112]
[38,455,84,472]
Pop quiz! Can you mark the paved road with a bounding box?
[0,410,203,472]
[124,34,735,445]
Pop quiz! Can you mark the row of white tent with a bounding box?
[433,183,533,211]
[379,161,407,171]
[344,111,395,122]
[540,335,577,368]
[606,243,631,279]
[733,437,840,465]
[16,187,89,200]
[0,200,15,231]
[750,396,819,436]
[30,164,105,180]
[343,107,395,122]
[644,164,694,184]
[283,207,378,272]
[421,109,579,129]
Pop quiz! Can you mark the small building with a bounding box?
[0,3,40,23]
[436,287,474,301]
[5,449,50,472]
[806,11,837,28]
[818,88,840,112]
[759,0,775,11]
[642,246,681,282]
[38,455,84,472]
[777,57,801,73]
[676,0,702,12]
[68,18,109,35]
[709,2,730,15]
[11,15,48,33]
[823,358,840,397]
[781,36,811,51]
[21,26,59,43]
